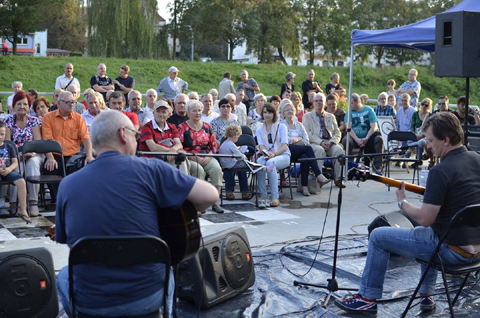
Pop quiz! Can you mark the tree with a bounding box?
[38,0,86,52]
[86,0,158,58]
[168,0,191,60]
[297,0,322,65]
[0,0,52,55]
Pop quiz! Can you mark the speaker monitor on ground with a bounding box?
[177,226,255,309]
[435,11,480,78]
[0,248,58,318]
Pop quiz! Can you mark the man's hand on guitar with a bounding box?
[396,181,407,201]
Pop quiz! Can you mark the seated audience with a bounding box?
[218,125,250,200]
[270,95,281,112]
[456,96,480,125]
[82,92,103,133]
[291,91,305,122]
[233,90,248,126]
[247,93,266,136]
[126,90,148,129]
[187,91,199,101]
[280,72,295,98]
[4,92,42,217]
[167,94,189,127]
[33,96,50,124]
[373,92,396,119]
[109,91,139,130]
[281,89,292,100]
[326,94,346,137]
[143,89,158,123]
[279,101,330,196]
[50,88,64,111]
[201,93,219,124]
[303,93,346,188]
[66,84,86,114]
[178,100,224,213]
[410,98,434,169]
[255,103,291,208]
[211,98,240,147]
[139,100,188,175]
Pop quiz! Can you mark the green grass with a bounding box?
[1,56,479,107]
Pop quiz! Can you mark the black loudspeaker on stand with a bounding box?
[0,248,58,318]
[176,226,255,309]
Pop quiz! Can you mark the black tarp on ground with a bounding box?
[177,234,480,317]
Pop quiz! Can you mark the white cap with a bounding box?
[168,66,179,73]
[154,100,172,111]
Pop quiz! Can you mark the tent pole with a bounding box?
[344,44,354,180]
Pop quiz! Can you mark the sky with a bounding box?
[158,0,172,22]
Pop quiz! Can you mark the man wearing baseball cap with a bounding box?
[156,66,189,100]
[138,100,189,174]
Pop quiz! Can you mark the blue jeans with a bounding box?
[224,171,249,192]
[256,154,290,199]
[57,266,174,317]
[359,226,480,299]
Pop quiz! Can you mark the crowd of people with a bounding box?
[1,63,476,220]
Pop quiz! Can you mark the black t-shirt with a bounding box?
[114,75,135,101]
[326,83,342,94]
[280,83,295,98]
[302,80,315,108]
[167,113,189,127]
[423,146,480,245]
[90,75,113,101]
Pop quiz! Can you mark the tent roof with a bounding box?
[351,0,480,52]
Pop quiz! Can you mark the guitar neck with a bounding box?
[370,174,425,195]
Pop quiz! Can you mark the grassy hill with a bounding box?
[1,56,479,107]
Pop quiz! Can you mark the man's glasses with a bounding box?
[124,126,141,138]
[60,100,76,106]
[220,104,231,108]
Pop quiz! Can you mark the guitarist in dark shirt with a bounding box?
[55,110,218,317]
[336,112,480,314]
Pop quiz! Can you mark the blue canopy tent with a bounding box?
[344,0,480,166]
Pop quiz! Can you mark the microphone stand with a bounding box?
[293,151,399,307]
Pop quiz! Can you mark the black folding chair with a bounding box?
[241,125,254,136]
[402,204,480,317]
[385,131,422,186]
[0,141,21,214]
[69,235,171,318]
[22,140,66,209]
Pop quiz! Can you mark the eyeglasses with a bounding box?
[388,83,394,86]
[124,126,141,139]
[60,100,76,106]
[421,103,428,107]
[220,104,231,108]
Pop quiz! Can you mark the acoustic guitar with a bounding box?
[47,200,201,265]
[347,167,425,195]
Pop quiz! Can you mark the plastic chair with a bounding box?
[22,140,66,208]
[69,235,170,318]
[385,131,422,185]
[402,204,480,317]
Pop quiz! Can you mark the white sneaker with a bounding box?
[258,197,267,209]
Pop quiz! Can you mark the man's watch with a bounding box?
[398,199,408,210]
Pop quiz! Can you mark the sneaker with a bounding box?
[334,294,377,314]
[270,198,280,207]
[420,295,436,311]
[211,203,224,213]
[258,197,267,209]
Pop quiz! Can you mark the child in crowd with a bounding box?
[218,125,250,200]
[0,121,30,223]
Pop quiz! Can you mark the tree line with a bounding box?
[0,0,461,64]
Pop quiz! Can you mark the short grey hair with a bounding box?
[91,110,131,150]
[279,99,294,115]
[400,93,411,101]
[128,90,142,100]
[58,91,73,101]
[11,81,22,88]
[85,92,99,104]
[209,88,218,95]
[351,93,361,103]
[378,92,388,101]
[146,88,157,96]
[253,93,266,103]
[314,92,326,101]
[187,91,199,100]
[225,93,235,100]
[174,93,189,104]
[186,100,204,113]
